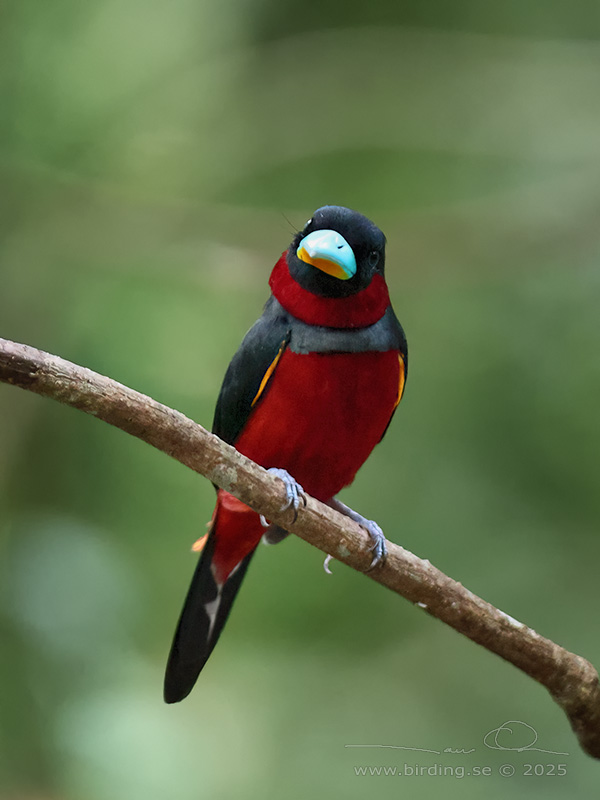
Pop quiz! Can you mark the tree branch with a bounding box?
[1,336,599,758]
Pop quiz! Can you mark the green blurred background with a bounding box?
[1,1,600,797]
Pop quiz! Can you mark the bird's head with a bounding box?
[287,206,386,298]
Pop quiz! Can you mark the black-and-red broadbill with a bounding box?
[164,205,408,703]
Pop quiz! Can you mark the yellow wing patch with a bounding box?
[393,354,406,410]
[191,533,209,553]
[250,339,287,408]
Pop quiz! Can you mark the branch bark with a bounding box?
[1,336,599,758]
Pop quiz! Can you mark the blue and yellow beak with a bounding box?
[296,229,357,280]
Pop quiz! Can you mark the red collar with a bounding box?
[268,254,390,329]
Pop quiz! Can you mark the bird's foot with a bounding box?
[262,524,290,546]
[327,498,387,569]
[267,468,306,523]
[360,518,387,569]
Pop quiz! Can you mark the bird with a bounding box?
[164,205,408,703]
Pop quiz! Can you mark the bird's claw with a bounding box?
[267,468,306,523]
[362,520,387,569]
[325,498,387,570]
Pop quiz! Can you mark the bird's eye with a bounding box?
[367,250,380,268]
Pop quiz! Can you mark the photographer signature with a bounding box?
[345,719,569,756]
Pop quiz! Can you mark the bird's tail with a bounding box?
[164,491,264,703]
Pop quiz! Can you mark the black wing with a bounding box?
[212,297,292,446]
[379,307,408,442]
[164,299,291,702]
